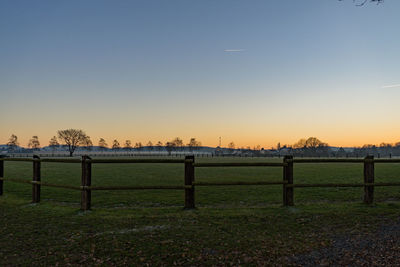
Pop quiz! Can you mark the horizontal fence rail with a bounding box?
[286,182,400,188]
[193,162,286,167]
[90,159,185,164]
[292,158,366,163]
[194,181,286,186]
[373,159,400,163]
[0,158,35,162]
[0,158,186,163]
[40,158,82,163]
[0,155,399,210]
[87,185,191,190]
[0,177,32,184]
[0,178,83,190]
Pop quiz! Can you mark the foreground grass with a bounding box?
[1,157,399,265]
[1,195,399,265]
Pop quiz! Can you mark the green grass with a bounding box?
[1,157,400,265]
[3,157,400,208]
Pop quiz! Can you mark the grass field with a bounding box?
[1,157,400,265]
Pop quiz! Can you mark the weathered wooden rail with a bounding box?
[0,155,399,210]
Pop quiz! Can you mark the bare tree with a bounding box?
[187,138,201,152]
[293,138,307,149]
[124,140,132,151]
[135,142,143,151]
[7,134,19,151]
[171,137,184,151]
[112,139,120,150]
[49,136,59,150]
[292,137,329,157]
[98,138,108,151]
[305,137,327,149]
[82,136,93,151]
[49,136,59,155]
[57,129,87,157]
[28,136,41,150]
[293,137,327,149]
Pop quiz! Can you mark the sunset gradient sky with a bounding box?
[1,0,400,148]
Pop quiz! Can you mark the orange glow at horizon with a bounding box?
[2,87,400,149]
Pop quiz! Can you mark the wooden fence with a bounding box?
[1,155,400,210]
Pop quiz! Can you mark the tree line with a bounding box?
[4,130,400,157]
[5,129,203,157]
[271,137,400,158]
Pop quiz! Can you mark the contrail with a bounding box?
[224,49,245,52]
[381,84,400,88]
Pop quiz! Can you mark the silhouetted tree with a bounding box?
[112,140,120,150]
[7,134,19,151]
[124,140,132,151]
[171,137,184,151]
[98,138,108,151]
[49,136,59,151]
[135,142,143,151]
[293,138,307,149]
[82,136,93,151]
[187,138,201,152]
[28,136,40,150]
[57,129,87,157]
[305,137,327,149]
[293,137,329,157]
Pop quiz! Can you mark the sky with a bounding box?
[1,0,400,148]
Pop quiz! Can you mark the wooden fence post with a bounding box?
[0,156,4,196]
[364,155,374,204]
[283,155,294,206]
[184,155,195,209]
[32,155,41,203]
[81,155,92,210]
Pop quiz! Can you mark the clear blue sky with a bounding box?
[1,0,399,148]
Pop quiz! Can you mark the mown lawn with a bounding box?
[1,157,399,265]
